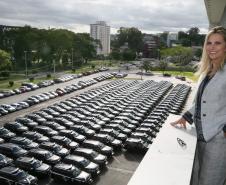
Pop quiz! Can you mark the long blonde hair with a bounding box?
[196,26,226,77]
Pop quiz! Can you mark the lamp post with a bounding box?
[157,49,160,60]
[24,50,37,78]
[24,51,28,78]
[53,53,56,77]
[71,48,74,70]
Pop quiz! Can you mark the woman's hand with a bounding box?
[170,117,187,129]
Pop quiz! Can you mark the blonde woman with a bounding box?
[171,26,226,185]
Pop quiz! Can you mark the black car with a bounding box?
[22,131,50,143]
[82,139,114,158]
[41,108,60,117]
[0,154,13,168]
[130,132,153,144]
[104,123,132,135]
[0,127,16,141]
[124,138,149,153]
[59,129,86,143]
[28,148,61,165]
[63,155,100,176]
[41,121,66,131]
[15,156,51,177]
[34,126,58,137]
[34,111,54,121]
[9,137,39,150]
[51,163,92,184]
[26,113,46,124]
[73,147,108,167]
[48,105,67,114]
[0,143,28,159]
[100,128,127,141]
[39,142,70,158]
[4,122,28,134]
[15,117,39,129]
[92,133,123,150]
[70,125,95,138]
[0,166,37,185]
[53,117,74,128]
[51,135,79,150]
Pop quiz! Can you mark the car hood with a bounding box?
[47,154,61,163]
[76,171,92,183]
[86,161,99,170]
[36,163,51,172]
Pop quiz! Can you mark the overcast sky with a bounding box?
[0,0,209,34]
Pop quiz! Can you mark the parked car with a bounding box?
[82,139,114,158]
[0,107,8,115]
[4,122,28,134]
[39,142,69,158]
[63,155,100,177]
[124,138,149,153]
[41,121,66,131]
[51,163,92,184]
[0,104,16,112]
[73,147,108,167]
[15,117,39,129]
[0,154,13,168]
[28,148,61,165]
[70,125,95,138]
[51,135,79,150]
[9,137,39,150]
[15,156,51,177]
[0,143,28,159]
[33,126,58,137]
[0,166,37,185]
[92,133,123,150]
[0,127,16,141]
[26,113,46,124]
[59,129,86,143]
[22,131,50,143]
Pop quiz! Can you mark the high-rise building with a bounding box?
[90,21,110,56]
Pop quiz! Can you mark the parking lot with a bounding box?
[0,71,193,185]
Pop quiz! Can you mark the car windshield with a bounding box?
[0,154,4,160]
[32,160,42,168]
[16,170,27,179]
[12,146,20,152]
[81,158,89,166]
[0,128,8,134]
[22,139,31,145]
[72,169,80,176]
[45,152,52,158]
[63,138,70,143]
[91,151,98,158]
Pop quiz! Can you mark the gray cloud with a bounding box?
[0,0,209,33]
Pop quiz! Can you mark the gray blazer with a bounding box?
[188,64,226,142]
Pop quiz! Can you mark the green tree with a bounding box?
[122,49,136,61]
[159,60,168,74]
[0,49,12,71]
[161,46,193,66]
[143,61,151,72]
[116,27,144,52]
[110,49,121,60]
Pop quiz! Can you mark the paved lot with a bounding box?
[0,71,195,185]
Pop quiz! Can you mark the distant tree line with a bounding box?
[0,25,98,74]
[0,25,206,74]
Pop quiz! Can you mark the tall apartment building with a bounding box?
[90,21,110,56]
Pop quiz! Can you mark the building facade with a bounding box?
[90,21,111,56]
[142,34,160,59]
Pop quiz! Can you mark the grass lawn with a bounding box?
[154,70,198,82]
[0,72,56,90]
